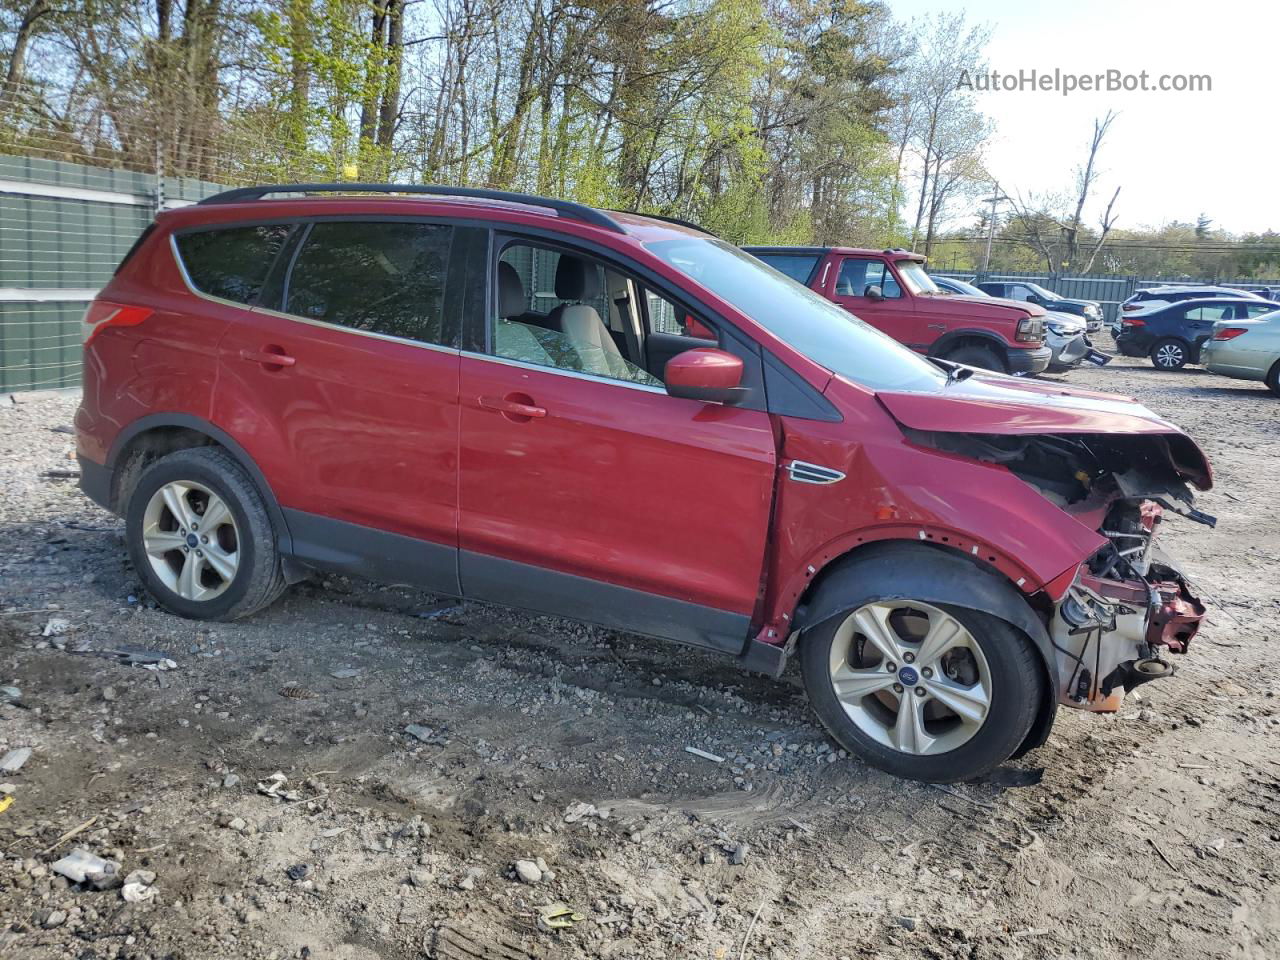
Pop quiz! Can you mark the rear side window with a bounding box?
[284,221,453,345]
[175,224,292,304]
[755,253,820,285]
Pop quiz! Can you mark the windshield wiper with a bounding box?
[927,357,974,385]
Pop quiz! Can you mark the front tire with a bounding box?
[1266,360,1280,397]
[801,600,1041,782]
[125,447,287,620]
[1150,338,1189,370]
[944,344,1006,373]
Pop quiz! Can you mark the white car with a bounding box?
[1121,285,1266,316]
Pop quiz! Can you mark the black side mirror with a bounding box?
[864,284,883,301]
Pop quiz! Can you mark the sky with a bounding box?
[888,0,1278,235]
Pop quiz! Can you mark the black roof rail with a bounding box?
[608,209,716,237]
[196,183,626,235]
[739,245,831,254]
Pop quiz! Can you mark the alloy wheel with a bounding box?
[1154,342,1185,368]
[827,601,992,756]
[141,480,240,602]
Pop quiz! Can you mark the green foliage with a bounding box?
[3,0,902,244]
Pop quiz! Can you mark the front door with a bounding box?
[456,238,778,653]
[215,218,482,595]
[831,256,924,350]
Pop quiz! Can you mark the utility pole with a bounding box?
[980,193,1008,276]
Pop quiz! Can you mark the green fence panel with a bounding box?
[0,302,85,391]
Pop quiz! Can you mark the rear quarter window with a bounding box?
[174,224,293,305]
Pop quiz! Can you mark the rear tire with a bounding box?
[801,600,1041,783]
[945,344,1006,373]
[1266,360,1280,397]
[1150,338,1189,370]
[125,447,287,620]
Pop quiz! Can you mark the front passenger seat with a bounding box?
[552,256,632,379]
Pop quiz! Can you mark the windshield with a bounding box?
[895,260,938,295]
[646,237,946,392]
[1025,282,1058,300]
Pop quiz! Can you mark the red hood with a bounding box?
[873,374,1212,488]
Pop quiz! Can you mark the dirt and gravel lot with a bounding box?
[0,355,1278,960]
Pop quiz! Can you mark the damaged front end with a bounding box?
[912,429,1213,712]
[1051,510,1206,711]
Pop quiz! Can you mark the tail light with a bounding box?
[1121,317,1145,328]
[1213,327,1248,341]
[1015,317,1044,343]
[82,301,153,346]
[1122,303,1140,311]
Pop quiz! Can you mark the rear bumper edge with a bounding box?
[78,454,113,513]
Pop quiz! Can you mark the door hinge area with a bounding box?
[787,460,846,485]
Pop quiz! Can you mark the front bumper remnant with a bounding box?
[1048,556,1205,712]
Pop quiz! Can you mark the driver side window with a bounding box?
[836,258,902,299]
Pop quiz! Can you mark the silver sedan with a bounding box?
[1202,309,1280,396]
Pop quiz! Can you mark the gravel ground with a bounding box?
[0,355,1278,960]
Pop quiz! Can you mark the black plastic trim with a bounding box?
[740,638,789,676]
[608,209,715,236]
[460,550,751,655]
[77,455,112,511]
[197,183,626,234]
[927,328,1013,358]
[282,508,460,596]
[762,351,842,422]
[105,413,295,555]
[794,541,1059,690]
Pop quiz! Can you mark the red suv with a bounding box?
[76,184,1212,782]
[744,246,1051,374]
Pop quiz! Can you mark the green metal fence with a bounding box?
[0,155,222,392]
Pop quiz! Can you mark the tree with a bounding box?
[1005,111,1121,275]
[893,12,991,254]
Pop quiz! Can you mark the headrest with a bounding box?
[498,262,525,318]
[554,256,600,301]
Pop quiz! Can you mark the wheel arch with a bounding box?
[791,539,1057,758]
[928,328,1012,361]
[106,413,295,558]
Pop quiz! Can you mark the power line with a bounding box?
[945,236,1280,255]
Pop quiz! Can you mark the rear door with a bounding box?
[830,256,924,348]
[1183,303,1233,353]
[456,235,777,653]
[213,218,486,594]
